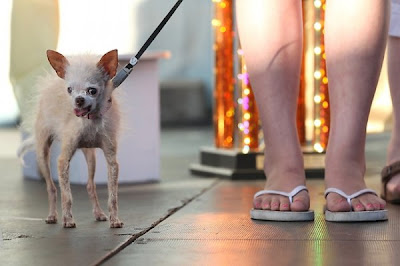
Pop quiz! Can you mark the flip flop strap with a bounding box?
[324,188,378,205]
[253,185,308,204]
[381,161,400,183]
[381,161,400,198]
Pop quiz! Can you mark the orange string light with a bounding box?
[313,0,330,152]
[213,0,235,148]
[298,4,307,146]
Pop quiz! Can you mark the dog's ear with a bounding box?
[47,50,69,79]
[97,49,118,79]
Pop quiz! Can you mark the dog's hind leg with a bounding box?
[58,138,78,228]
[36,129,58,224]
[102,139,123,228]
[82,148,107,221]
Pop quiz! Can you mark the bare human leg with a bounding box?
[324,0,389,212]
[236,0,309,212]
[384,36,400,201]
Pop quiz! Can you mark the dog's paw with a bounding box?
[63,221,76,228]
[110,218,124,228]
[95,212,108,221]
[63,217,76,228]
[45,215,58,224]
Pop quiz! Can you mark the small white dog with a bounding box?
[18,50,123,228]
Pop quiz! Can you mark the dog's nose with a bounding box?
[75,97,85,107]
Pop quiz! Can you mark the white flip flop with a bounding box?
[324,188,388,222]
[250,185,314,221]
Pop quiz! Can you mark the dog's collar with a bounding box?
[85,98,112,120]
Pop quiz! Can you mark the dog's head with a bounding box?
[46,49,118,119]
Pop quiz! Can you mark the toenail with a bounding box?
[367,203,373,208]
[356,204,363,209]
[282,203,289,208]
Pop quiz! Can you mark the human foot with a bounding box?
[253,185,311,212]
[325,163,386,212]
[251,185,314,221]
[325,188,385,211]
[381,161,400,203]
[324,188,388,222]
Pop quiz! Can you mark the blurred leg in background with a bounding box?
[383,0,400,203]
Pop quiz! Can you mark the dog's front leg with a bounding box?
[58,140,77,228]
[102,141,123,228]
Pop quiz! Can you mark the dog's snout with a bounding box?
[75,97,85,107]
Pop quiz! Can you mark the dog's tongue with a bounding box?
[74,108,88,117]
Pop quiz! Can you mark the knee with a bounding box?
[57,157,70,173]
[86,182,95,193]
[48,185,57,195]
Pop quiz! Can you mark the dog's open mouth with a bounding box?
[74,105,92,117]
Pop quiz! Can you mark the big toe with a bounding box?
[326,193,351,212]
[291,191,310,212]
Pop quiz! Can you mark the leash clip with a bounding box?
[129,57,138,66]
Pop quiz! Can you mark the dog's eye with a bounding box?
[87,87,97,96]
[67,87,72,94]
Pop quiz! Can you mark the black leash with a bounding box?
[112,0,184,88]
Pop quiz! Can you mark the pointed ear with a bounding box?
[97,49,118,79]
[46,50,69,79]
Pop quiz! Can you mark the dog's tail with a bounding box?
[17,136,35,165]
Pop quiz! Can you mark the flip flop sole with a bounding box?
[250,209,315,222]
[325,209,388,222]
